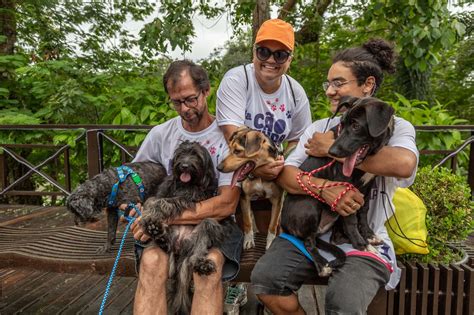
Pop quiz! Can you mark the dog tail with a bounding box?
[172,256,193,314]
[316,237,346,269]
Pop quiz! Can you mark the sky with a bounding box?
[125,2,472,61]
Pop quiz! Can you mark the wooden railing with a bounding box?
[0,124,473,200]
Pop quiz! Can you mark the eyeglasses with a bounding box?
[255,46,292,64]
[169,91,202,110]
[322,80,357,91]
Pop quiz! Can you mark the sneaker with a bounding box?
[224,283,248,315]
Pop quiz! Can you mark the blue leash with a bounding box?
[279,232,314,262]
[99,203,142,315]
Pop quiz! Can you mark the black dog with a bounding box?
[66,162,167,253]
[140,140,231,314]
[280,96,394,275]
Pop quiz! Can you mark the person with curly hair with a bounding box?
[251,39,419,315]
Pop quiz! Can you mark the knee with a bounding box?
[193,249,224,288]
[325,284,365,313]
[139,247,168,281]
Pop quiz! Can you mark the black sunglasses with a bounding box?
[256,46,292,64]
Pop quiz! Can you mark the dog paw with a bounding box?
[193,257,216,275]
[243,231,255,250]
[318,265,333,277]
[367,235,383,245]
[266,232,276,250]
[141,216,168,240]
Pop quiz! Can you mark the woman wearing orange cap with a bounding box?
[216,18,312,180]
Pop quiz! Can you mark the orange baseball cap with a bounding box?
[255,19,294,51]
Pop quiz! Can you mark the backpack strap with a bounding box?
[242,64,297,107]
[242,64,249,90]
[285,74,297,108]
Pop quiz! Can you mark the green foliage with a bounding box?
[431,11,473,123]
[364,0,466,100]
[400,166,473,264]
[386,93,469,171]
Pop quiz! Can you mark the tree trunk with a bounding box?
[0,0,16,55]
[395,61,432,101]
[252,0,270,44]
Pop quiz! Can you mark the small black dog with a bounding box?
[281,96,394,275]
[66,162,166,253]
[140,140,231,314]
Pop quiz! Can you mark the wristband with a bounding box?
[318,179,328,196]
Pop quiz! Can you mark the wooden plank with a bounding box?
[37,273,100,314]
[439,264,453,315]
[416,262,429,315]
[450,264,464,315]
[0,206,64,227]
[407,263,418,315]
[368,288,387,315]
[15,272,81,313]
[0,272,66,314]
[428,263,440,315]
[460,264,474,315]
[83,276,137,314]
[58,274,110,314]
[54,274,107,314]
[104,278,137,314]
[397,263,407,315]
[386,288,395,315]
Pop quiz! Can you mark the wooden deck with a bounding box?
[0,204,327,314]
[1,204,473,314]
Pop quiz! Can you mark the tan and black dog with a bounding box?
[217,127,284,250]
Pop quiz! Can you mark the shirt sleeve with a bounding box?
[132,127,161,164]
[388,117,419,187]
[216,67,248,127]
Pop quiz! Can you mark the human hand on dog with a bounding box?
[305,131,335,157]
[253,156,284,180]
[321,185,364,216]
[118,203,150,243]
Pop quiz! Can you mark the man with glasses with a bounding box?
[216,18,311,180]
[128,60,243,314]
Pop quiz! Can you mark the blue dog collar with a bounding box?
[279,232,314,262]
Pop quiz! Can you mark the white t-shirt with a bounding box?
[216,63,312,145]
[285,116,419,289]
[133,117,233,187]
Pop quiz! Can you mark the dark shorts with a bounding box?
[134,217,243,282]
[251,237,390,313]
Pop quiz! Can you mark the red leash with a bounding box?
[296,159,355,211]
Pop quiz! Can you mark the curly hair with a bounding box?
[332,38,396,94]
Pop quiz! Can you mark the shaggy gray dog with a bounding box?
[66,162,167,253]
[140,140,231,315]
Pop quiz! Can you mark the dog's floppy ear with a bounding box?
[337,96,359,112]
[365,99,395,137]
[244,130,263,156]
[229,126,249,143]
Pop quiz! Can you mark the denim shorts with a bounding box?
[251,236,390,310]
[134,217,243,282]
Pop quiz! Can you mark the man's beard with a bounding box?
[181,108,203,123]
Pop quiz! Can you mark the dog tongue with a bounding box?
[180,172,191,183]
[343,152,358,177]
[230,162,253,188]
